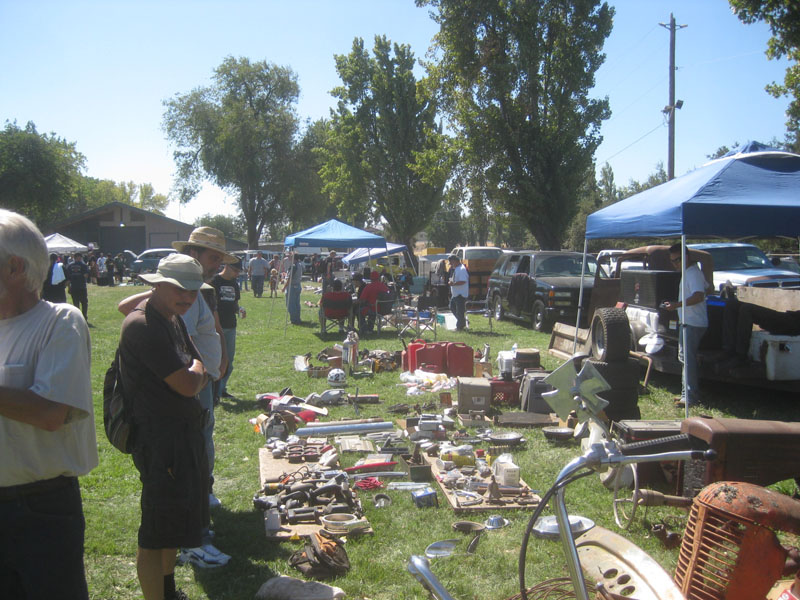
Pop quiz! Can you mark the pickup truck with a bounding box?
[568,244,800,390]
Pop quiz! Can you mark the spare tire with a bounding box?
[591,308,630,362]
[585,357,640,390]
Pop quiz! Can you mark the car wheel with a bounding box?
[531,300,551,332]
[493,294,504,321]
[591,307,630,362]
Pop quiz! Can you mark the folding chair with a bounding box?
[375,291,398,333]
[399,307,438,339]
[319,293,353,335]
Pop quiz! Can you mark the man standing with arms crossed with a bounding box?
[0,209,98,599]
[120,226,235,566]
[120,254,212,600]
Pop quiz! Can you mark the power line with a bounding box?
[598,120,666,165]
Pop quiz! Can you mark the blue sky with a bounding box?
[0,0,791,224]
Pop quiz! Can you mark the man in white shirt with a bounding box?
[0,209,98,599]
[447,254,470,331]
[663,243,708,408]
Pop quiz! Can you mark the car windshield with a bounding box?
[705,246,770,271]
[534,255,602,277]
[464,249,503,260]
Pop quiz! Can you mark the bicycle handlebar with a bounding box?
[616,433,716,462]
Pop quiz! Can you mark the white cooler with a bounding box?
[748,330,800,381]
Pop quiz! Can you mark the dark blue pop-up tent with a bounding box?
[585,144,800,240]
[580,144,800,416]
[284,219,386,248]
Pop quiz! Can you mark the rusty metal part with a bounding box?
[575,526,684,600]
[675,481,800,600]
[680,416,800,494]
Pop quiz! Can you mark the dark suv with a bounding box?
[486,251,604,331]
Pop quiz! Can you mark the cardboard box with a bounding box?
[456,377,491,413]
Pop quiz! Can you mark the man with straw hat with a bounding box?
[119,253,214,599]
[119,226,236,567]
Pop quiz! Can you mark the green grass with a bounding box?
[80,283,799,599]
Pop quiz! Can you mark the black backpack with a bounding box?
[103,348,136,453]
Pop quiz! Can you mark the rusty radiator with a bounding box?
[675,481,800,600]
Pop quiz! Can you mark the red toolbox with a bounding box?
[490,378,520,406]
[446,342,474,377]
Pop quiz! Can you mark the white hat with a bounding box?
[139,254,213,290]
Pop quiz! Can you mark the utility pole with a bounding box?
[660,14,687,180]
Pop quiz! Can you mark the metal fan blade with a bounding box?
[542,359,580,420]
[542,358,610,423]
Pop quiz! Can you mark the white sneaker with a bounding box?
[209,493,222,509]
[178,543,230,568]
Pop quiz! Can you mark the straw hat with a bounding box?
[172,226,238,264]
[139,254,213,291]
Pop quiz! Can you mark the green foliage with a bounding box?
[195,213,246,240]
[283,118,338,235]
[319,36,452,251]
[421,0,614,250]
[730,0,800,144]
[76,178,168,215]
[0,120,86,225]
[163,56,300,248]
[427,200,464,249]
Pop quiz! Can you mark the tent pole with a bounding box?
[574,238,589,354]
[284,250,292,336]
[681,236,688,419]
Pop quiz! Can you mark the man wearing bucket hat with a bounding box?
[119,254,213,600]
[119,226,235,566]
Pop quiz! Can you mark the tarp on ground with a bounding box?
[342,243,406,265]
[284,219,386,249]
[44,233,89,254]
[585,143,800,240]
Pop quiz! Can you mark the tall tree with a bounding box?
[319,36,452,255]
[730,1,800,146]
[420,0,613,249]
[0,121,85,225]
[283,118,338,234]
[163,56,299,248]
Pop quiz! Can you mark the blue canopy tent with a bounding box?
[284,219,386,249]
[580,144,800,416]
[282,219,387,331]
[585,144,800,240]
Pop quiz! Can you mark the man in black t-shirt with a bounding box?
[210,260,245,400]
[64,253,89,320]
[119,254,212,600]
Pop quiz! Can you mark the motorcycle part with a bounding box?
[425,539,460,559]
[532,514,595,540]
[484,515,510,529]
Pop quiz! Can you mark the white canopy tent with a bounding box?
[44,233,89,254]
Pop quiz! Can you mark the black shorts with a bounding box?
[133,420,209,549]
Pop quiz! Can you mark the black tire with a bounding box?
[493,293,504,321]
[531,300,551,332]
[585,357,640,389]
[598,388,640,423]
[591,308,630,362]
